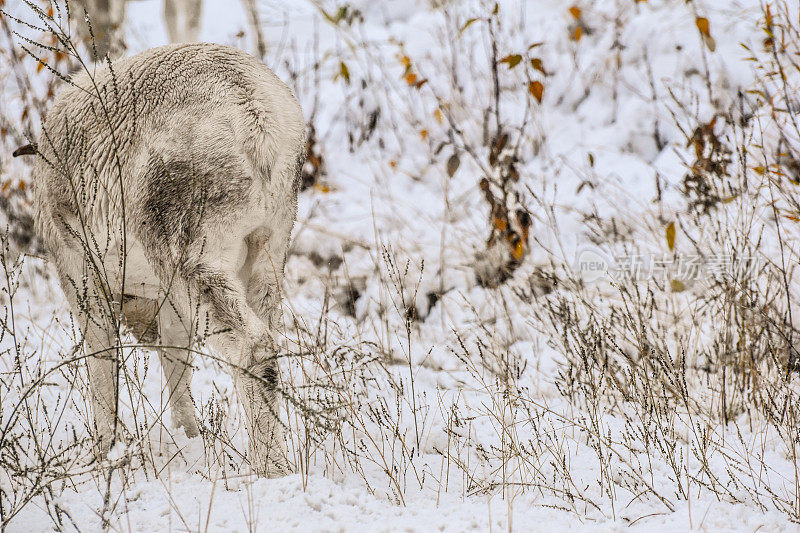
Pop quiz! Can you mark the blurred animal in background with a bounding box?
[72,0,203,60]
[73,0,267,61]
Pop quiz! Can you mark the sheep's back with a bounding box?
[33,43,304,245]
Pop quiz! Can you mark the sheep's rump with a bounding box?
[33,42,305,262]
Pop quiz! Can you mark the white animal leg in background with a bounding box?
[73,0,127,60]
[164,0,203,43]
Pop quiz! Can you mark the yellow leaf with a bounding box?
[695,17,711,37]
[511,240,525,261]
[500,54,522,68]
[389,160,397,168]
[459,17,479,36]
[36,60,46,73]
[338,61,350,84]
[571,26,583,41]
[670,279,685,292]
[434,109,443,123]
[528,81,544,102]
[696,16,716,50]
[314,183,330,193]
[1,182,9,193]
[400,55,411,69]
[568,6,581,19]
[752,166,766,175]
[404,72,418,85]
[666,221,676,251]
[420,129,428,140]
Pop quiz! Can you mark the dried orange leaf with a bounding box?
[511,240,524,260]
[314,183,330,193]
[494,217,508,231]
[404,72,418,85]
[400,55,411,69]
[528,81,544,102]
[568,6,581,19]
[420,129,428,140]
[36,60,46,73]
[695,17,710,36]
[666,221,676,251]
[571,26,583,41]
[530,58,546,75]
[500,54,522,68]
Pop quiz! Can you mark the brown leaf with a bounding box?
[696,18,716,51]
[528,81,544,102]
[500,54,522,68]
[420,129,428,140]
[446,153,461,177]
[571,26,583,41]
[530,58,546,75]
[404,72,418,85]
[569,6,581,19]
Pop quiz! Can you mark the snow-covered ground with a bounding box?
[1,0,799,530]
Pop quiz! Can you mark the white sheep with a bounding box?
[29,42,306,477]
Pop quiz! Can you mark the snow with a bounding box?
[1,0,799,531]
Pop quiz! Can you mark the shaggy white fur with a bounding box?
[32,42,306,477]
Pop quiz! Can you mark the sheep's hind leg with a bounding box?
[182,256,289,477]
[156,304,200,438]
